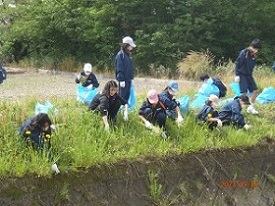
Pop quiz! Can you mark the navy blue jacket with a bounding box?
[89,92,127,116]
[196,105,216,122]
[235,48,257,76]
[75,71,99,88]
[158,90,178,110]
[139,99,165,116]
[218,99,245,123]
[115,49,134,81]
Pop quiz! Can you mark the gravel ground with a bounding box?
[0,68,201,101]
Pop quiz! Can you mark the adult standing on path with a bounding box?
[115,36,136,102]
[234,38,262,114]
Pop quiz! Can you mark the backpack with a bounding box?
[212,77,227,98]
[0,64,7,85]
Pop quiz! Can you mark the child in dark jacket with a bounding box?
[196,94,222,130]
[218,95,251,130]
[89,80,128,132]
[139,89,167,137]
[75,63,99,89]
[159,80,183,126]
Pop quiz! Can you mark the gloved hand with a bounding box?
[86,84,94,89]
[234,76,240,83]
[177,115,184,125]
[244,124,251,130]
[123,110,128,121]
[119,81,126,88]
[217,119,223,127]
[50,124,56,130]
[145,120,153,130]
[104,124,110,132]
[76,74,81,80]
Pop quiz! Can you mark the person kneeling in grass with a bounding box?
[89,80,128,132]
[19,113,60,174]
[218,95,251,130]
[75,63,99,89]
[159,80,184,126]
[196,94,223,130]
[139,89,168,138]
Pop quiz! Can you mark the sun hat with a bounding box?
[208,94,219,106]
[147,89,159,104]
[168,80,179,93]
[83,63,92,75]
[122,36,136,48]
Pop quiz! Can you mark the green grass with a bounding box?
[1,68,275,178]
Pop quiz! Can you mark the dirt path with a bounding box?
[0,68,200,100]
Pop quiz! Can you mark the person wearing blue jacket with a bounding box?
[159,80,183,126]
[218,95,251,130]
[234,39,261,114]
[115,36,136,102]
[196,94,222,130]
[75,63,99,89]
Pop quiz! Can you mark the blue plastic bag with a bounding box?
[230,82,251,97]
[177,95,190,115]
[190,94,207,109]
[198,78,220,97]
[256,87,275,104]
[35,100,58,115]
[128,84,136,111]
[77,85,98,105]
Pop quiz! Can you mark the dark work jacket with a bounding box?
[234,48,257,76]
[139,99,165,117]
[158,90,178,110]
[89,92,127,116]
[75,71,99,88]
[115,49,134,81]
[196,105,217,123]
[218,99,244,123]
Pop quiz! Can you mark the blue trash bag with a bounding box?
[190,94,207,109]
[77,85,98,105]
[230,82,252,97]
[128,84,136,111]
[35,100,58,115]
[219,98,234,107]
[177,95,190,115]
[198,78,220,97]
[256,87,275,104]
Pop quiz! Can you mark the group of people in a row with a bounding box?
[18,36,262,173]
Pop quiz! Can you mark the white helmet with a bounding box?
[83,63,92,75]
[122,36,136,48]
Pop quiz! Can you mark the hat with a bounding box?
[83,63,92,75]
[208,94,219,106]
[168,80,179,93]
[122,36,136,48]
[251,38,261,49]
[147,89,159,104]
[238,95,251,105]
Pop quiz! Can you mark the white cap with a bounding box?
[83,63,92,75]
[208,94,219,106]
[122,36,136,48]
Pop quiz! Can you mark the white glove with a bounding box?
[104,124,110,132]
[119,81,126,88]
[145,120,153,129]
[50,124,56,130]
[244,124,251,130]
[177,115,184,125]
[76,74,81,80]
[123,110,128,121]
[86,84,94,89]
[217,119,222,127]
[235,76,240,83]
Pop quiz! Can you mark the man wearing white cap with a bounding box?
[115,36,136,102]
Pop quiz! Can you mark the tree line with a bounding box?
[0,0,274,74]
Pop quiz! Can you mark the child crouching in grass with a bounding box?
[19,113,60,174]
[139,89,168,138]
[196,94,222,130]
[89,80,128,132]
